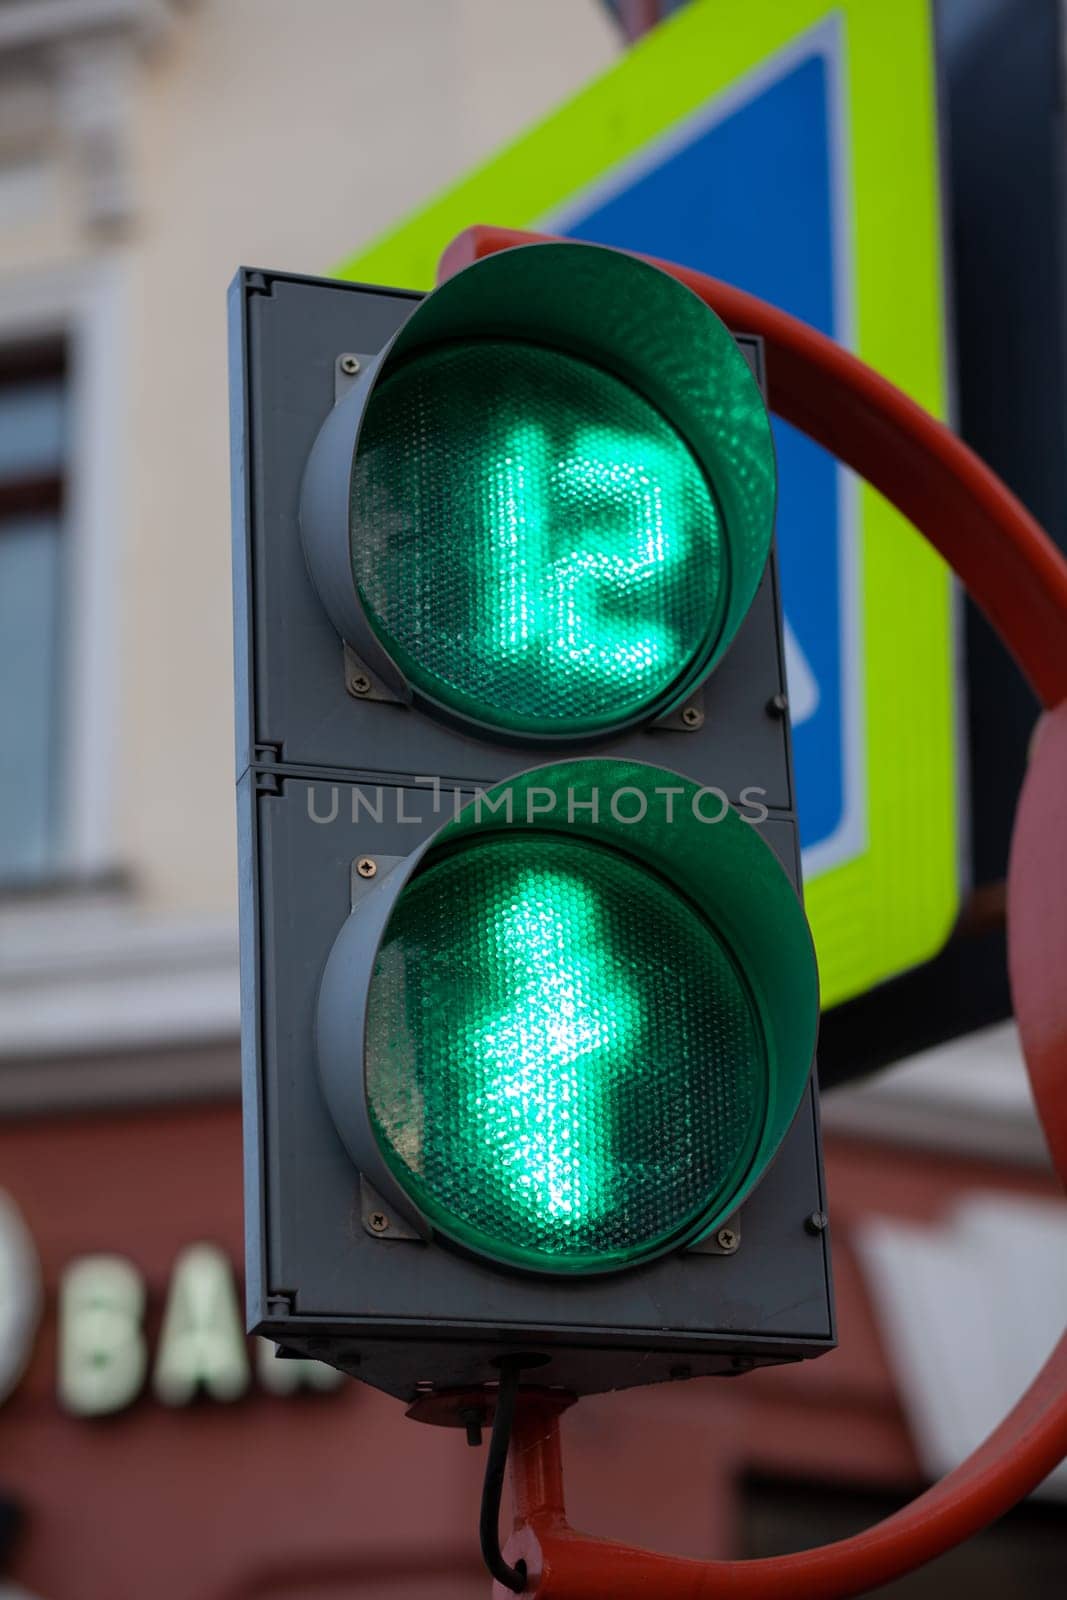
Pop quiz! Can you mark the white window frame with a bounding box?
[0,256,128,881]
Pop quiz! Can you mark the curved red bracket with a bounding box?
[437,226,1067,1599]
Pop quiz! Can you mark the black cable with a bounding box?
[479,1358,527,1593]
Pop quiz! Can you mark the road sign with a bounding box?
[339,0,958,1008]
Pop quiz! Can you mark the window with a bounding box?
[0,259,126,898]
[0,342,67,883]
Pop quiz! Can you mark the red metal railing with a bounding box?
[438,225,1067,1600]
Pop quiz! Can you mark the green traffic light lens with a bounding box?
[315,758,818,1278]
[302,244,777,740]
[365,832,766,1274]
[351,341,727,738]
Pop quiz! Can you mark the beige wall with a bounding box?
[0,0,616,925]
[123,0,617,913]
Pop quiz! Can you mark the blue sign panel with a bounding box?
[550,40,858,871]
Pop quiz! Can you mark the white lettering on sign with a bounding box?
[255,1337,345,1395]
[6,1222,344,1414]
[0,1189,42,1405]
[153,1243,250,1406]
[58,1255,147,1417]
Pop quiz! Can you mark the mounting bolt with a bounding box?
[459,1405,485,1448]
[805,1210,829,1235]
[339,353,361,376]
[767,691,789,717]
[716,1226,738,1252]
[681,705,704,729]
[356,857,377,879]
[368,1210,389,1232]
[350,672,372,696]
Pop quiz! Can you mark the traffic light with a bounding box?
[229,241,832,1399]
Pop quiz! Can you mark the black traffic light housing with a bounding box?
[229,249,834,1400]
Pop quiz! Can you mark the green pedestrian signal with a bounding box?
[230,239,831,1404]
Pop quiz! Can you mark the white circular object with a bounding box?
[0,1189,42,1405]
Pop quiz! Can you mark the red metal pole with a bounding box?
[438,226,1067,1600]
[510,1393,570,1527]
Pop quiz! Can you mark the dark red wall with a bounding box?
[0,1103,1058,1598]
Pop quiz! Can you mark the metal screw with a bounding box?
[459,1405,485,1448]
[368,1210,388,1232]
[681,705,704,729]
[716,1226,738,1251]
[350,672,372,696]
[767,691,789,717]
[805,1210,829,1235]
[339,353,361,376]
[356,857,377,879]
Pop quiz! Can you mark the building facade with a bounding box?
[0,4,1063,1597]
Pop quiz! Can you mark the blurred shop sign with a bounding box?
[858,1194,1067,1500]
[0,1204,342,1417]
